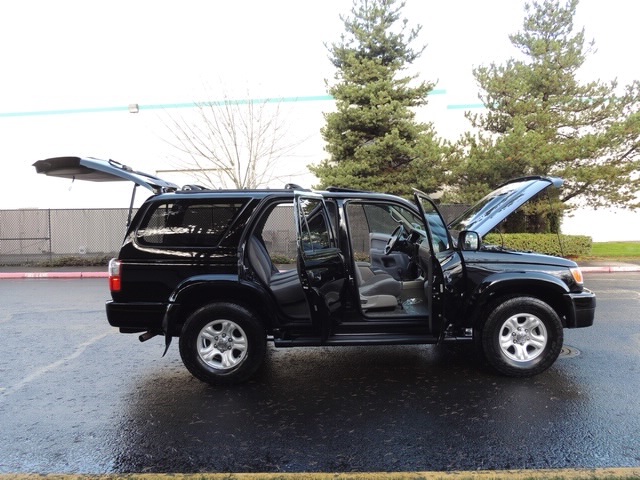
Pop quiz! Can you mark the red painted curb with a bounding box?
[0,267,638,280]
[0,272,108,279]
[80,271,109,278]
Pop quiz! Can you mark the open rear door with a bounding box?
[294,192,346,341]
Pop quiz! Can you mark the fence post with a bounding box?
[48,208,52,263]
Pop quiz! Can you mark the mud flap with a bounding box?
[162,334,172,357]
[161,304,177,357]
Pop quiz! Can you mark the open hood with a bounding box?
[447,176,563,237]
[33,156,178,194]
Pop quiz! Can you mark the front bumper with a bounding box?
[106,300,167,334]
[563,289,596,328]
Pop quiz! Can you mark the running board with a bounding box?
[274,333,439,348]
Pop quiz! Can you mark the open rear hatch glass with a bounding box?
[33,156,178,193]
[34,156,179,226]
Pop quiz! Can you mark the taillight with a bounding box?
[109,258,122,292]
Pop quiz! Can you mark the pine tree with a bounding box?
[310,0,443,196]
[448,0,640,232]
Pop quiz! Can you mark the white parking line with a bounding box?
[0,331,112,401]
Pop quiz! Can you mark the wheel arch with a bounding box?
[466,273,571,330]
[164,274,278,336]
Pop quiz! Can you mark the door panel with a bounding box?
[369,232,412,280]
[294,193,346,340]
[413,191,453,335]
[369,232,389,252]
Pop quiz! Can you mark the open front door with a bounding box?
[294,192,346,341]
[413,190,456,337]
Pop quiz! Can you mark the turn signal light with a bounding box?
[570,267,584,285]
[109,258,122,292]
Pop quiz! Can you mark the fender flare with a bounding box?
[465,271,571,327]
[161,274,278,338]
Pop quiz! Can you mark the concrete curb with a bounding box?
[0,271,108,279]
[581,265,640,273]
[0,469,639,479]
[0,265,639,279]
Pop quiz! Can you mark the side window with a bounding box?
[417,197,451,252]
[347,202,423,235]
[137,200,245,247]
[297,197,333,254]
[345,203,369,257]
[257,202,296,262]
[363,204,403,234]
[346,201,425,259]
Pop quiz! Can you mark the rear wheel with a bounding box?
[482,296,563,377]
[179,303,266,385]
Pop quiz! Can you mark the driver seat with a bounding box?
[355,263,402,311]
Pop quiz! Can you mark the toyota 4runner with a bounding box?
[34,156,596,385]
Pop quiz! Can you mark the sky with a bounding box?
[0,0,639,240]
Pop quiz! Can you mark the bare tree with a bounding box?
[162,93,303,189]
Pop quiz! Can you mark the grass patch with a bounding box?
[590,241,640,258]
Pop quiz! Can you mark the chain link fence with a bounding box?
[0,204,469,266]
[0,209,132,265]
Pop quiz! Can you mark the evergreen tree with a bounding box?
[311,0,443,196]
[447,0,640,232]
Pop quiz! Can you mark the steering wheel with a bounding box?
[384,225,405,254]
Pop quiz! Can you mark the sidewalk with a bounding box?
[1,260,639,279]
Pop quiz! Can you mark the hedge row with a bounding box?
[483,233,592,257]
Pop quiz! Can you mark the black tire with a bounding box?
[481,296,563,377]
[179,302,266,385]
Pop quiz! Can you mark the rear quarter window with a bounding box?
[137,200,246,248]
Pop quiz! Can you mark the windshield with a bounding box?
[387,205,424,233]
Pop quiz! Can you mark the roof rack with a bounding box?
[284,183,311,191]
[325,186,372,193]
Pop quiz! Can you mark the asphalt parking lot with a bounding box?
[0,273,639,474]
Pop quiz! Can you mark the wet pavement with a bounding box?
[0,273,639,473]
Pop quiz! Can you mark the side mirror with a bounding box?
[458,231,480,251]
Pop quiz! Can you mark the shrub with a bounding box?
[483,233,592,257]
[270,254,296,265]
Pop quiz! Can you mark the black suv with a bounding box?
[35,156,596,385]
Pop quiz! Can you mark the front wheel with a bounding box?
[481,296,563,377]
[179,303,266,385]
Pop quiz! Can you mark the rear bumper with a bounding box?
[106,300,167,333]
[563,289,596,328]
